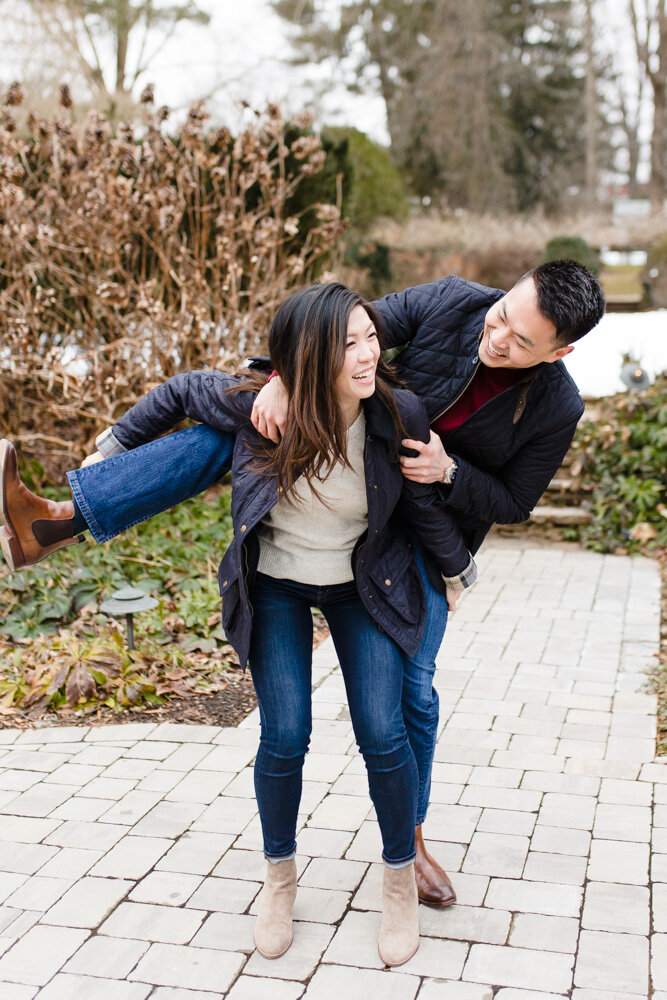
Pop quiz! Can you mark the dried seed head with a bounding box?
[4,82,24,107]
[59,84,73,109]
[140,84,155,105]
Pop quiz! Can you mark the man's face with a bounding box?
[479,277,574,370]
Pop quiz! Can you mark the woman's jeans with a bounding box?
[250,572,417,863]
[67,424,447,823]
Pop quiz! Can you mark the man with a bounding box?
[0,259,605,907]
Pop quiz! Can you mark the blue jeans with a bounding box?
[250,573,417,863]
[67,424,447,822]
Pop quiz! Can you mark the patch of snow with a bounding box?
[564,310,666,398]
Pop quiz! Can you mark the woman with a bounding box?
[1,283,475,965]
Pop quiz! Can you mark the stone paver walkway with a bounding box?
[0,543,662,1000]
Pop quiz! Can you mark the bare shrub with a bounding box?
[0,87,345,480]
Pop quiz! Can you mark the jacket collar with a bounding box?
[361,392,399,441]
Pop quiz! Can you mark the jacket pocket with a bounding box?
[220,577,241,635]
[368,548,420,626]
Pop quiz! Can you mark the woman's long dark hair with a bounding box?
[231,282,406,499]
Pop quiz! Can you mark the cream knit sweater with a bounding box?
[256,411,367,585]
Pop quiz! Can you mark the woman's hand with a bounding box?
[445,587,460,613]
[251,376,289,443]
[80,451,104,467]
[400,430,454,484]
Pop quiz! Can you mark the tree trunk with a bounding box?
[583,0,598,210]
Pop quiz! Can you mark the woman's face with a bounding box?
[334,305,381,420]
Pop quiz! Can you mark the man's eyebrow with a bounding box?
[502,304,534,348]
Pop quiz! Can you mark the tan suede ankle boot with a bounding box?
[378,862,420,967]
[254,857,297,959]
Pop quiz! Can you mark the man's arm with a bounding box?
[404,416,579,524]
[373,279,459,350]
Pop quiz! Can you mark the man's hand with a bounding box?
[445,587,460,613]
[251,376,288,443]
[80,451,104,467]
[400,430,453,484]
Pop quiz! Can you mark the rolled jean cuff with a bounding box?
[265,849,297,864]
[383,853,416,869]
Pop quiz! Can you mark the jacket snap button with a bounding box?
[385,579,391,586]
[222,580,227,587]
[373,485,377,490]
[240,524,247,533]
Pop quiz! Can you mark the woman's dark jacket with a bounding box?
[375,277,587,555]
[111,372,476,666]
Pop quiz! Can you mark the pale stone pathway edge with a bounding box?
[0,543,662,1000]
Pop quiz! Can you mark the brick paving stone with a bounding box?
[521,772,599,797]
[50,796,116,822]
[581,881,649,935]
[571,992,648,1000]
[211,849,265,882]
[91,835,173,879]
[0,751,72,773]
[307,794,371,831]
[0,873,28,905]
[36,975,151,999]
[492,751,565,774]
[522,851,587,886]
[187,876,261,914]
[42,763,104,786]
[0,924,89,986]
[485,879,583,917]
[420,903,510,944]
[529,825,591,857]
[5,875,72,912]
[509,913,579,953]
[587,839,649,885]
[128,941,245,991]
[38,847,103,881]
[537,793,596,831]
[226,976,305,1000]
[44,820,127,852]
[476,809,536,837]
[1,784,81,818]
[100,901,204,944]
[299,857,367,892]
[129,871,203,907]
[0,985,37,999]
[100,790,164,826]
[593,802,652,842]
[0,770,42,793]
[460,786,542,812]
[494,992,565,1000]
[652,934,667,990]
[190,796,258,835]
[322,908,388,969]
[64,934,150,977]
[463,832,530,878]
[42,875,133,928]
[304,963,419,999]
[574,930,648,993]
[0,842,59,875]
[155,832,233,876]
[244,920,334,981]
[464,943,573,992]
[289,886,350,924]
[418,983,493,1000]
[191,911,255,953]
[654,854,667,881]
[655,883,667,932]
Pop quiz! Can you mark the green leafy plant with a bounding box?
[567,375,667,554]
[0,486,237,717]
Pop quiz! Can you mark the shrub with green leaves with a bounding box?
[0,487,237,717]
[567,375,667,554]
[544,236,600,276]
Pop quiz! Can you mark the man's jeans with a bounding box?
[250,572,417,863]
[67,424,447,822]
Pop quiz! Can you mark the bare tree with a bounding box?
[5,1,210,117]
[630,0,667,211]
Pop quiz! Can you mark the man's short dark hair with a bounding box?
[517,259,605,345]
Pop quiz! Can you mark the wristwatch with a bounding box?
[441,460,458,486]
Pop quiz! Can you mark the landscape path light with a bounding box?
[99,585,158,650]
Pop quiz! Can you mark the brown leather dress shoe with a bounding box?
[0,439,84,571]
[414,824,457,907]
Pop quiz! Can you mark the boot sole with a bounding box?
[0,441,23,571]
[418,893,457,909]
[379,939,419,967]
[253,931,294,960]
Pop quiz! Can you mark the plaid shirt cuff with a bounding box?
[95,427,127,458]
[441,554,477,592]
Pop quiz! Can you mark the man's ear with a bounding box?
[546,344,574,364]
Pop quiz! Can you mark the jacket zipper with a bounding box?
[430,355,480,425]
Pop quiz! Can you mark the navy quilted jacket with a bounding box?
[111,371,475,666]
[375,277,585,554]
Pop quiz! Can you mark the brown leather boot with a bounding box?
[414,824,457,908]
[0,440,84,571]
